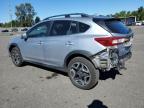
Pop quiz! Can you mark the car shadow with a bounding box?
[23,62,122,80]
[99,69,122,80]
[88,100,108,108]
[23,62,68,78]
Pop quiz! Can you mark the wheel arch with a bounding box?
[64,50,93,68]
[9,43,19,53]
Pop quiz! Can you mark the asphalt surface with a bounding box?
[0,26,144,108]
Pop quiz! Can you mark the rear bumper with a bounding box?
[118,51,132,69]
[119,51,132,62]
[92,48,132,71]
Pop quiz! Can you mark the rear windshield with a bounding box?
[93,19,130,34]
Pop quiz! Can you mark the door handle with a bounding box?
[65,41,73,46]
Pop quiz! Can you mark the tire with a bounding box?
[10,47,23,67]
[68,57,99,90]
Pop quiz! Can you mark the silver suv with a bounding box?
[8,13,133,90]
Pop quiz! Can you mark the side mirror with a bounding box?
[21,33,28,41]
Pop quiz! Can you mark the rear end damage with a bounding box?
[92,47,132,71]
[92,33,133,71]
[92,17,133,71]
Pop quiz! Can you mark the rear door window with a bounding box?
[68,21,78,35]
[50,20,70,36]
[68,21,90,35]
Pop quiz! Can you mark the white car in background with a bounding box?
[142,21,144,25]
[135,21,142,26]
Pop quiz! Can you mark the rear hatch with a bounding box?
[93,18,133,57]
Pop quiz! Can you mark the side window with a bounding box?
[79,22,90,33]
[68,21,78,35]
[28,22,49,37]
[50,20,70,36]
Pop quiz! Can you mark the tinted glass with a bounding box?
[105,20,130,34]
[79,22,90,33]
[28,22,50,37]
[50,20,70,36]
[93,19,130,34]
[68,21,78,34]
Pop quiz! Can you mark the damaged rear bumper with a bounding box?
[92,48,132,71]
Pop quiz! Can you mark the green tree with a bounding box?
[0,23,3,27]
[137,6,144,20]
[114,6,144,21]
[126,11,131,17]
[11,20,20,27]
[114,11,127,17]
[35,16,40,24]
[131,11,138,16]
[15,3,36,27]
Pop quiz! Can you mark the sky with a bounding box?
[0,0,144,23]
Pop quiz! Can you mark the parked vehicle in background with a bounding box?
[135,21,142,26]
[142,21,144,25]
[1,29,9,32]
[11,28,18,32]
[21,28,28,31]
[8,13,133,90]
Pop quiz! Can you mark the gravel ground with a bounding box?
[0,26,144,108]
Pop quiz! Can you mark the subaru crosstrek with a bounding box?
[8,13,133,90]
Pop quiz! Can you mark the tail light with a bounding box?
[94,37,128,46]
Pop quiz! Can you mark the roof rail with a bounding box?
[43,13,89,20]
